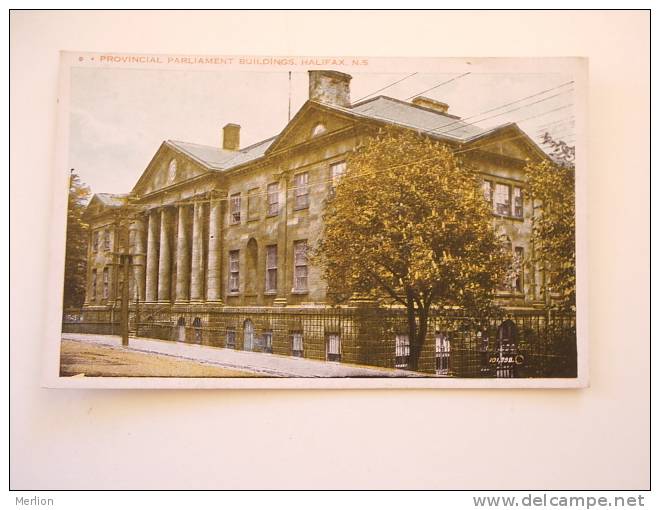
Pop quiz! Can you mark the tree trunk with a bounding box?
[406,298,429,372]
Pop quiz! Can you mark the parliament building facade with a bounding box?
[75,70,564,376]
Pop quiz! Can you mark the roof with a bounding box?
[167,136,276,171]
[345,96,485,141]
[95,193,127,207]
[158,95,522,173]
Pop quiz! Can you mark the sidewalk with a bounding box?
[61,333,424,378]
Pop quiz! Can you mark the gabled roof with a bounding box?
[347,96,485,141]
[132,94,541,184]
[167,137,276,171]
[83,193,128,219]
[94,193,128,207]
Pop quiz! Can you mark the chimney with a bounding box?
[308,70,352,108]
[222,123,240,151]
[411,96,450,114]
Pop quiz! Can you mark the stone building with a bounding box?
[77,69,560,375]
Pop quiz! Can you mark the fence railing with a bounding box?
[61,306,577,378]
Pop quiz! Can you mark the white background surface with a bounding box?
[10,10,650,489]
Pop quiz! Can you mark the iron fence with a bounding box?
[62,305,577,378]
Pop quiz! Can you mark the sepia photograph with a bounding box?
[53,53,585,386]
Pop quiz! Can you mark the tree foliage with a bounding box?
[526,134,576,310]
[316,129,511,370]
[63,170,91,308]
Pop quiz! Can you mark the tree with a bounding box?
[63,170,91,308]
[526,133,576,310]
[316,129,511,370]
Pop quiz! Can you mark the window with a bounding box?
[293,240,308,292]
[267,182,279,216]
[330,161,346,196]
[263,331,273,353]
[92,231,99,253]
[311,123,326,137]
[494,183,511,216]
[435,333,451,375]
[513,186,524,218]
[193,317,202,344]
[294,172,309,210]
[247,188,259,220]
[498,238,513,292]
[226,328,236,349]
[265,245,277,293]
[103,229,111,251]
[482,180,493,204]
[230,193,241,224]
[168,159,178,183]
[326,333,341,362]
[514,246,524,293]
[91,269,97,301]
[102,267,109,299]
[329,161,346,197]
[395,334,410,368]
[291,332,304,357]
[228,250,240,293]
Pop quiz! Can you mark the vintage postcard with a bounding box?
[42,53,587,388]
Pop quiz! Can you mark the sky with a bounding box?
[69,65,576,196]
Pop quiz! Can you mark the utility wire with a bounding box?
[353,72,419,103]
[427,88,574,137]
[425,81,574,136]
[128,89,577,209]
[134,111,574,209]
[404,72,472,100]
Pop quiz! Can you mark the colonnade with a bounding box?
[129,198,223,303]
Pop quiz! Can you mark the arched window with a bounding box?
[168,159,178,183]
[176,316,186,343]
[495,319,519,378]
[311,123,326,137]
[497,319,518,343]
[243,319,254,351]
[192,317,202,344]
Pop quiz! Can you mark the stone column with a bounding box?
[130,214,147,302]
[274,173,289,307]
[175,205,191,302]
[190,201,206,301]
[145,209,160,302]
[157,207,173,302]
[206,197,223,302]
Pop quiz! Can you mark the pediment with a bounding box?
[83,194,127,220]
[266,101,358,155]
[132,142,208,197]
[466,125,547,162]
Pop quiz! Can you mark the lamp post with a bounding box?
[120,252,132,346]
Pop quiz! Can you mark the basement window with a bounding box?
[226,328,236,349]
[291,332,304,357]
[326,333,341,362]
[395,334,410,369]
